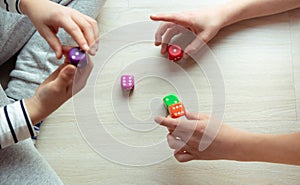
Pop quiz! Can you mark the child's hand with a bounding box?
[154,112,247,162]
[150,9,224,58]
[24,47,93,125]
[20,0,99,58]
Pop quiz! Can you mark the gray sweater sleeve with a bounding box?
[0,99,36,149]
[0,0,22,13]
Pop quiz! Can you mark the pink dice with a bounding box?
[121,75,134,91]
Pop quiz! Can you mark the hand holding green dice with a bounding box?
[163,94,186,118]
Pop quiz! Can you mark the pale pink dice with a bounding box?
[121,75,134,91]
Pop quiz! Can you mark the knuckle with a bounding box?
[90,19,98,27]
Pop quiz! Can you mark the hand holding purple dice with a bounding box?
[68,47,88,67]
[121,75,135,91]
[167,44,183,62]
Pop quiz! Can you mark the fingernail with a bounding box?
[83,44,90,51]
[89,50,96,56]
[154,116,164,124]
[65,67,75,76]
[56,52,60,59]
[89,45,97,56]
[183,53,189,59]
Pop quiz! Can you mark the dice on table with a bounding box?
[121,75,134,91]
[68,47,87,67]
[163,93,186,118]
[167,44,183,62]
[168,102,185,118]
[163,94,180,108]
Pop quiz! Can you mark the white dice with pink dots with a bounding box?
[121,75,134,91]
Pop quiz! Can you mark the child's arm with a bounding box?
[0,100,36,149]
[239,132,300,165]
[154,112,300,165]
[220,0,300,27]
[151,0,300,56]
[0,48,93,149]
[0,63,76,149]
[25,48,93,125]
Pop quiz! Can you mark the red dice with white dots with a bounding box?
[168,102,185,118]
[168,44,183,62]
[121,75,134,91]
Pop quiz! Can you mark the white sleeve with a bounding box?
[0,0,22,14]
[0,99,36,149]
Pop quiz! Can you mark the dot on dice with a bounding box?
[167,44,183,62]
[168,102,185,118]
[163,94,186,118]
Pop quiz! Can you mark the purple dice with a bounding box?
[121,75,134,91]
[68,47,87,67]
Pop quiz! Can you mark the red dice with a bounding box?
[168,102,185,118]
[168,44,183,62]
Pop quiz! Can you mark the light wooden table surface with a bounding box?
[38,0,300,184]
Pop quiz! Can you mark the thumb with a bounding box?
[183,35,206,58]
[183,29,216,58]
[55,64,76,89]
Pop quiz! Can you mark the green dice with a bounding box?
[163,94,180,108]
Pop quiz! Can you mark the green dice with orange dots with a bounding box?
[163,94,186,118]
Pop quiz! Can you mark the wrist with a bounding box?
[24,96,45,125]
[19,0,44,15]
[18,0,31,15]
[235,132,268,162]
[216,3,243,29]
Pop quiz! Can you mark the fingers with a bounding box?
[167,134,195,162]
[151,13,190,47]
[62,45,73,58]
[155,116,198,142]
[155,116,179,131]
[55,64,77,90]
[72,55,94,94]
[185,111,210,121]
[150,13,190,27]
[157,114,209,162]
[167,133,187,150]
[161,26,187,54]
[41,62,69,85]
[50,13,98,58]
[153,22,189,54]
[88,37,100,56]
[59,8,98,54]
[39,26,63,59]
[61,16,89,50]
[151,13,195,55]
[82,13,99,45]
[184,38,205,58]
[174,152,194,163]
[71,12,99,55]
[183,31,213,58]
[154,22,176,46]
[155,116,197,131]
